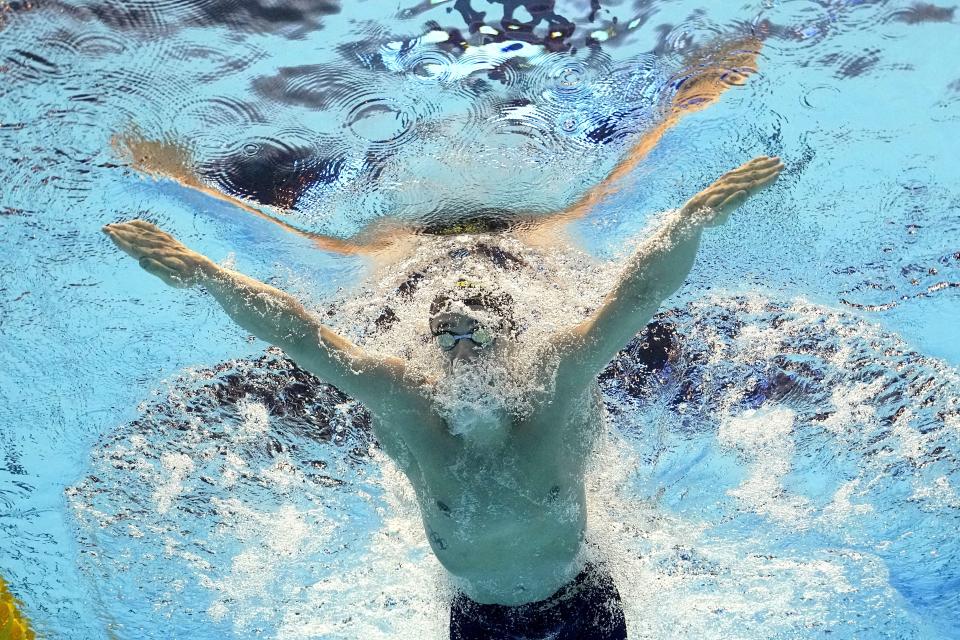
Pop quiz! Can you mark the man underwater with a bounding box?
[103,36,782,640]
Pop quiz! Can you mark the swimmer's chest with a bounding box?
[422,411,598,508]
[374,386,603,502]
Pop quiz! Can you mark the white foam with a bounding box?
[719,407,813,525]
[236,397,270,440]
[153,452,195,515]
[322,233,622,420]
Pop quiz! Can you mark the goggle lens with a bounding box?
[435,328,494,351]
[472,327,493,346]
[436,333,457,349]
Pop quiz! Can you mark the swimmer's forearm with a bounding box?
[555,158,783,394]
[199,264,327,355]
[561,213,702,374]
[103,219,386,388]
[197,265,424,415]
[629,213,702,293]
[198,265,400,392]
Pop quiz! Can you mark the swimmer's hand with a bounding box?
[102,219,217,288]
[680,155,783,226]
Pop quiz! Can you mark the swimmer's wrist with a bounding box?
[194,257,223,284]
[666,208,707,241]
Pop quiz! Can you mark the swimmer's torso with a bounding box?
[371,384,605,606]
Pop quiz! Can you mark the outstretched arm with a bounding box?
[549,156,783,395]
[101,220,427,416]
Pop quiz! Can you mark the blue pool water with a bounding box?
[1,1,959,638]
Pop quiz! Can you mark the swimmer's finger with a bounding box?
[727,156,779,178]
[746,158,783,176]
[725,166,782,190]
[725,161,783,187]
[749,169,782,191]
[139,256,190,288]
[722,158,778,181]
[127,219,162,232]
[745,155,779,169]
[742,159,781,177]
[105,230,148,259]
[109,225,183,253]
[107,230,171,256]
[109,227,169,250]
[102,222,126,237]
[127,219,179,242]
[742,164,784,191]
[105,220,174,243]
[718,189,748,212]
[105,221,151,235]
[109,220,167,240]
[103,222,145,239]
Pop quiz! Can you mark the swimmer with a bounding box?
[103,153,782,639]
[104,32,776,639]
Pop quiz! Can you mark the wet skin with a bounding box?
[391,310,603,604]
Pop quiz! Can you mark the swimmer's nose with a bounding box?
[450,339,478,361]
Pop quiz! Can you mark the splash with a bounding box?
[64,291,960,637]
[433,359,508,434]
[321,232,625,420]
[589,293,960,638]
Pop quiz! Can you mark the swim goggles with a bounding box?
[435,327,495,350]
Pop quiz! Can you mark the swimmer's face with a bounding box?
[429,311,495,363]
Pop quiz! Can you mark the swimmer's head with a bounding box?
[428,279,514,362]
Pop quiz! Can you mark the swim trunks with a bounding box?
[449,563,627,639]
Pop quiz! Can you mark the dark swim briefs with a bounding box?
[449,563,627,640]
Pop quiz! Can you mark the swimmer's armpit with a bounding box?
[532,32,765,229]
[111,131,388,256]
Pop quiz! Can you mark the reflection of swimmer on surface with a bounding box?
[114,34,763,259]
[103,31,777,640]
[103,150,782,638]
